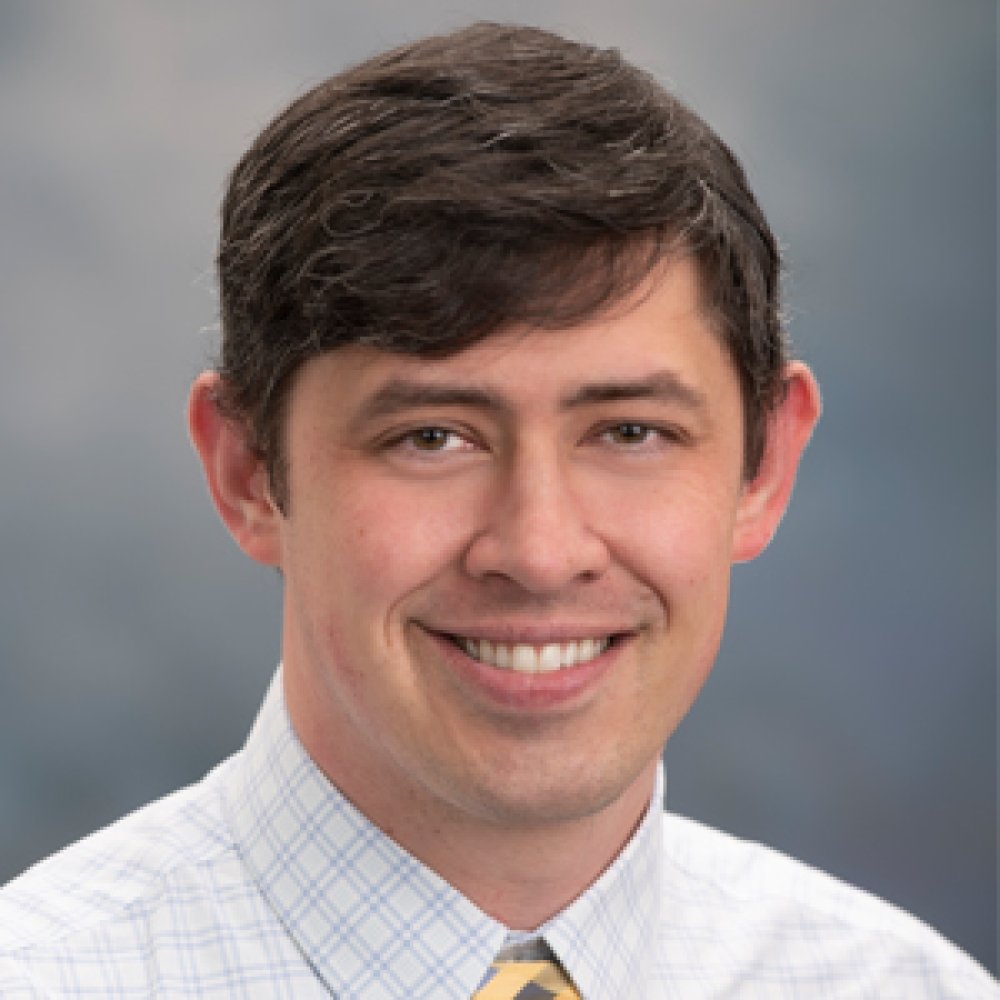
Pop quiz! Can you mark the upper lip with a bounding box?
[420,623,636,644]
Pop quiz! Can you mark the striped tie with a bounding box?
[472,958,582,999]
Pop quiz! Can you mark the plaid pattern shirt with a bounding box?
[1,670,995,998]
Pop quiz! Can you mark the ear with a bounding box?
[732,361,821,563]
[187,371,282,567]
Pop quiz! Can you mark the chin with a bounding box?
[451,753,655,830]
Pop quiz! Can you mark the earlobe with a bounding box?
[732,361,821,563]
[187,372,282,567]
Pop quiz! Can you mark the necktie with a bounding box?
[472,958,582,999]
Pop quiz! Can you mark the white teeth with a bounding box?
[537,643,562,673]
[512,644,535,671]
[457,636,612,672]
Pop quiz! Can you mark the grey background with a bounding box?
[1,0,996,974]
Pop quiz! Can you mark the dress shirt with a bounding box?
[0,669,995,998]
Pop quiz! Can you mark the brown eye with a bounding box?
[606,423,654,445]
[409,427,452,450]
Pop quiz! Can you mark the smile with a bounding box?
[454,636,612,673]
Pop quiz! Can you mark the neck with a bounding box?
[284,669,657,930]
[395,767,656,930]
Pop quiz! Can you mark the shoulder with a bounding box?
[656,812,998,997]
[0,758,246,991]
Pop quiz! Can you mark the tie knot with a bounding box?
[473,958,582,999]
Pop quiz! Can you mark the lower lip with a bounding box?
[423,629,625,713]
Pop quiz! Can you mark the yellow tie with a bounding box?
[472,958,582,999]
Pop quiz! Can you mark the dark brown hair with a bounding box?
[217,22,787,509]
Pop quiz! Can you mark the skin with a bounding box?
[189,257,820,929]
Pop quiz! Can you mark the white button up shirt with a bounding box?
[1,671,995,998]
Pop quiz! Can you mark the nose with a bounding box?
[462,446,611,595]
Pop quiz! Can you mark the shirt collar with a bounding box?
[225,669,662,1000]
[540,764,663,1000]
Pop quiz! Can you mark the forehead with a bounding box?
[290,256,740,420]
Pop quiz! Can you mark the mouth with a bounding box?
[451,635,617,674]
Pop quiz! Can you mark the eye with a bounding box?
[602,422,658,446]
[409,427,454,450]
[393,426,475,454]
[590,420,689,454]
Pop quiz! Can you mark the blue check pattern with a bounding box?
[1,668,996,997]
[0,672,659,998]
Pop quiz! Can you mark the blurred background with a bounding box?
[0,0,995,973]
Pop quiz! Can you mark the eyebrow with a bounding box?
[560,371,708,413]
[351,381,510,427]
[352,369,708,426]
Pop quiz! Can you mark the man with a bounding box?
[0,22,994,999]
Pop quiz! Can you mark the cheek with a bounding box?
[316,479,478,607]
[594,475,739,586]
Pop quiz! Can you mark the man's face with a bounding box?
[275,258,751,832]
